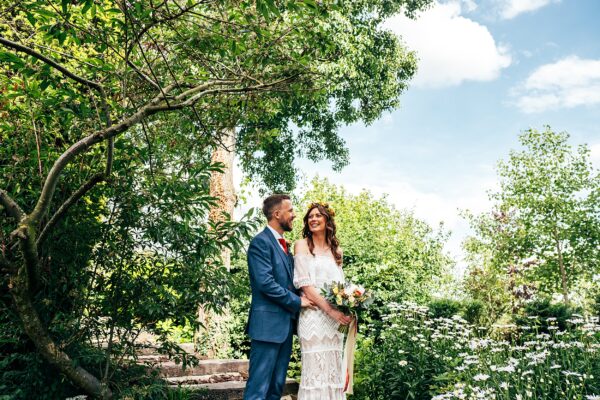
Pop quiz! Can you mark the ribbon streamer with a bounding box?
[342,318,358,394]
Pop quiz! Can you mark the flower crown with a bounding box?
[307,201,335,217]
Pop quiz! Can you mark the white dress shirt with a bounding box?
[267,225,286,252]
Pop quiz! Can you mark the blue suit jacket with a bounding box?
[246,227,301,343]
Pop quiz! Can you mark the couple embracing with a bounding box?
[243,194,353,400]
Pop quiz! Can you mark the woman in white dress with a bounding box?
[293,202,353,400]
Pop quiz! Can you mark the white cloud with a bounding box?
[499,0,559,20]
[460,0,478,12]
[513,56,600,113]
[384,1,511,88]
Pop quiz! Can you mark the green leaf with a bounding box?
[40,80,51,91]
[302,0,318,10]
[81,0,92,15]
[0,52,25,69]
[25,12,37,27]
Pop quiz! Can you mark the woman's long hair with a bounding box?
[302,203,342,266]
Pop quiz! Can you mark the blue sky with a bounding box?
[238,0,600,270]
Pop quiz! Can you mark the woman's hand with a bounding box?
[329,308,353,325]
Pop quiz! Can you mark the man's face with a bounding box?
[276,199,295,232]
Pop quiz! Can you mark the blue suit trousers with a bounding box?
[243,321,294,400]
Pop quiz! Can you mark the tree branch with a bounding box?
[28,77,297,224]
[127,59,162,90]
[36,173,106,248]
[0,189,24,221]
[174,76,298,107]
[11,269,112,398]
[0,36,102,91]
[124,1,203,61]
[13,224,42,294]
[27,82,176,224]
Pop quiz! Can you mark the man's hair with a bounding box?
[262,194,291,220]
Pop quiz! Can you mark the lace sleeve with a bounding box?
[293,254,314,289]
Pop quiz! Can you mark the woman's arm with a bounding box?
[302,285,353,325]
[294,240,352,325]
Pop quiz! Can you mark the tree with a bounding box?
[199,0,433,353]
[293,177,452,305]
[464,127,600,308]
[1,0,433,397]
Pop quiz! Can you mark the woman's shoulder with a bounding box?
[293,238,310,255]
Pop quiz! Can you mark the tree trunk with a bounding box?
[196,128,237,357]
[11,225,112,399]
[208,127,237,271]
[554,228,569,305]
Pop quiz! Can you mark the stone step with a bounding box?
[136,354,172,363]
[156,359,249,378]
[169,378,298,400]
[135,342,196,356]
[166,372,244,385]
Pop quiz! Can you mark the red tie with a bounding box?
[278,238,288,254]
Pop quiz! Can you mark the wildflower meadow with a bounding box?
[355,302,600,400]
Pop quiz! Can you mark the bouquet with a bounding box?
[321,281,374,333]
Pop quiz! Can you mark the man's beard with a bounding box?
[280,219,293,232]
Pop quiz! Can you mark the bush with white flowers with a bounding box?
[354,302,600,400]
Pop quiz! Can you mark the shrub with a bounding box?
[427,298,463,319]
[461,299,485,325]
[515,297,583,333]
[590,291,600,319]
[354,301,600,400]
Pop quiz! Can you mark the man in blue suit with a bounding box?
[243,194,315,400]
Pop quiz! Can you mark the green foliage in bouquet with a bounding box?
[321,281,375,312]
[321,281,374,332]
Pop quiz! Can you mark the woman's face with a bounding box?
[307,207,327,234]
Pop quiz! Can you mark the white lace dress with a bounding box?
[293,253,346,400]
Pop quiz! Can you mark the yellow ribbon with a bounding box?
[342,318,358,395]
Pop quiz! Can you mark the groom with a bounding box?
[243,194,315,400]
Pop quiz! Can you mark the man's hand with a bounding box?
[300,296,317,310]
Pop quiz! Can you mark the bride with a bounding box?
[293,202,353,400]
